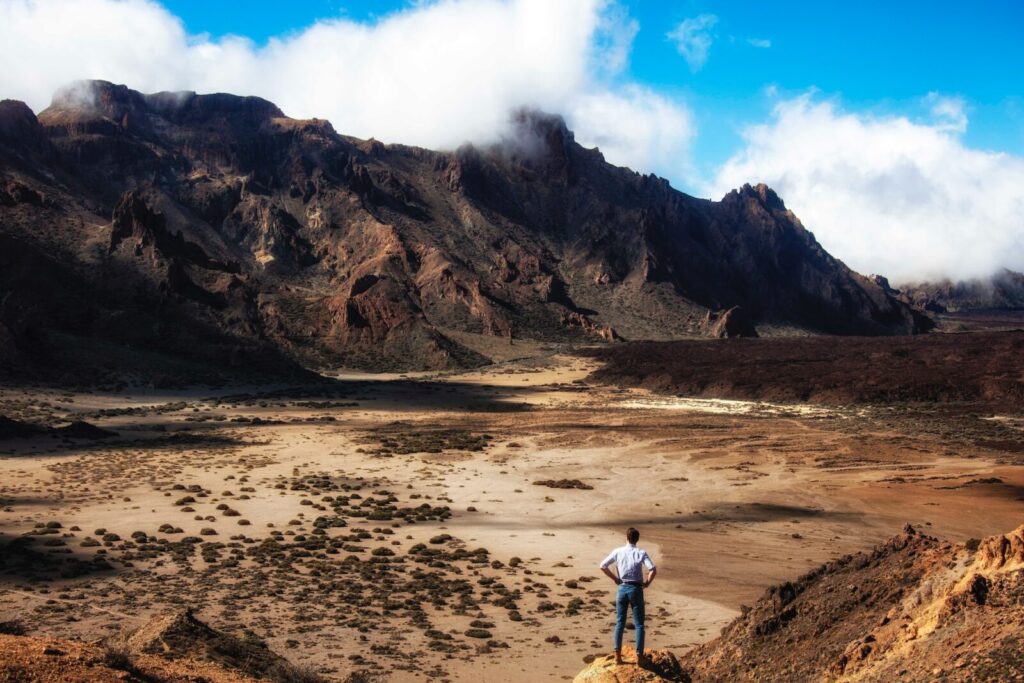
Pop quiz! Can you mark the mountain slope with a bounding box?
[898,269,1024,313]
[678,524,1024,682]
[0,81,929,378]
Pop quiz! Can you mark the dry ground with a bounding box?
[1,351,1022,681]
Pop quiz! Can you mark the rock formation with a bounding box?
[0,80,931,379]
[899,268,1024,312]
[677,524,1024,682]
[0,610,323,682]
[574,646,689,682]
[112,609,288,678]
[701,306,758,338]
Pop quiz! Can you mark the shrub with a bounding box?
[265,661,325,683]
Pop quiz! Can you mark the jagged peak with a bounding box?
[729,182,787,211]
[41,79,284,127]
[0,99,37,124]
[500,107,575,163]
[0,99,40,141]
[509,108,572,141]
[47,79,147,118]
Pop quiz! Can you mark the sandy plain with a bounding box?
[1,350,1023,681]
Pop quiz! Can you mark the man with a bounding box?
[599,527,657,665]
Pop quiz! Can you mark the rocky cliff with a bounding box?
[676,524,1024,682]
[0,81,930,379]
[898,269,1024,313]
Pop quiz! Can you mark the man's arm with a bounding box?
[643,552,657,587]
[644,566,657,588]
[600,549,621,585]
[601,565,621,585]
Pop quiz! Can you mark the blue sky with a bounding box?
[162,0,1024,176]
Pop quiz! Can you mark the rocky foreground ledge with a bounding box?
[576,524,1024,683]
[0,609,361,683]
[573,646,688,682]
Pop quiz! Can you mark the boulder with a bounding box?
[573,646,689,682]
[702,306,758,338]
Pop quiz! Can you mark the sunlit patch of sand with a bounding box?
[618,395,851,418]
[982,415,1024,431]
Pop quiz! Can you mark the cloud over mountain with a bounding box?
[710,94,1024,283]
[0,0,695,183]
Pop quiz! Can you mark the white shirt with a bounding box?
[600,543,655,583]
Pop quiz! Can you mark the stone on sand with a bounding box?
[573,646,688,682]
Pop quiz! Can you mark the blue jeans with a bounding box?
[614,583,645,654]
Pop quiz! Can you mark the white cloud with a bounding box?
[666,14,718,72]
[568,84,696,180]
[925,92,968,134]
[0,0,694,181]
[709,94,1024,283]
[747,38,771,48]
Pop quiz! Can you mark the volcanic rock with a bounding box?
[574,646,689,682]
[1,80,931,379]
[701,306,758,338]
[678,524,1024,682]
[900,268,1024,312]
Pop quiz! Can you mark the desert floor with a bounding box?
[2,351,1023,681]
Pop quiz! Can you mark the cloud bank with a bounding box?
[710,95,1024,283]
[0,0,695,183]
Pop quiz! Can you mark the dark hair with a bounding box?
[626,527,640,544]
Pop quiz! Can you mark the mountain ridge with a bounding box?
[0,80,930,379]
[895,268,1024,313]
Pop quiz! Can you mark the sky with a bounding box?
[1,0,1023,283]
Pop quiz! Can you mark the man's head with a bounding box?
[626,527,639,544]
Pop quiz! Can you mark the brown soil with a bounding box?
[2,352,1023,681]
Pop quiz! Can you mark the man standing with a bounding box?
[599,527,657,665]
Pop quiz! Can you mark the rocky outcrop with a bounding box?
[900,268,1024,312]
[0,610,324,682]
[574,647,689,682]
[0,80,932,378]
[113,609,288,678]
[0,631,262,683]
[701,306,757,338]
[679,524,1024,682]
[110,191,237,273]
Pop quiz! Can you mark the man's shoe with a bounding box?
[614,652,624,665]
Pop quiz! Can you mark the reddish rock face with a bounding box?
[0,80,930,379]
